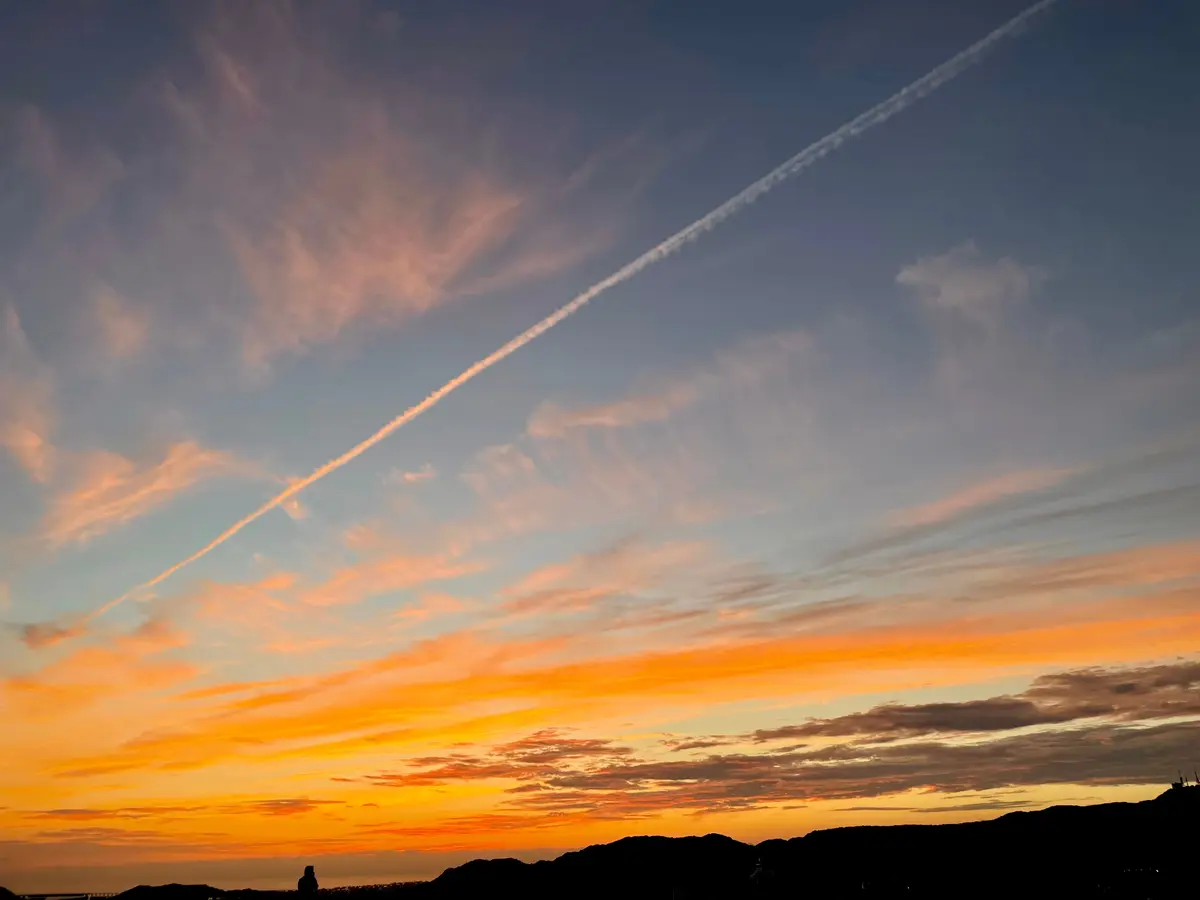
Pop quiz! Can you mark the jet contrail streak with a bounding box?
[86,0,1057,623]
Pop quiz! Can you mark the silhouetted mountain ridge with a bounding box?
[424,786,1198,898]
[83,786,1199,900]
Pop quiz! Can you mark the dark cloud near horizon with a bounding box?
[749,661,1200,742]
[662,737,735,752]
[366,729,632,789]
[362,660,1200,818]
[497,719,1200,818]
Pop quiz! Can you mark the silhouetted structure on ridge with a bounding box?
[296,868,318,895]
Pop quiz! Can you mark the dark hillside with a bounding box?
[107,786,1199,900]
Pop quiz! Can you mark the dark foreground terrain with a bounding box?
[14,785,1198,899]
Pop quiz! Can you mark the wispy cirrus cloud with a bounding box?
[446,331,817,551]
[41,441,258,548]
[86,285,152,363]
[228,149,524,370]
[62,2,1069,632]
[153,1,643,373]
[527,331,810,440]
[890,467,1076,527]
[499,537,711,620]
[527,382,702,440]
[10,105,125,231]
[0,307,56,483]
[291,550,477,609]
[184,546,478,654]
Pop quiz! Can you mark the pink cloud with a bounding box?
[231,153,524,368]
[88,285,151,361]
[526,382,700,440]
[500,539,710,618]
[891,467,1075,528]
[41,441,257,547]
[0,307,57,483]
[148,2,642,373]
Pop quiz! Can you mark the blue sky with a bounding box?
[2,0,1199,891]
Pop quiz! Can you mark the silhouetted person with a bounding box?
[297,865,318,894]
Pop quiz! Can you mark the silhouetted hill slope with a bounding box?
[423,786,1199,899]
[431,834,755,900]
[106,787,1198,900]
[1,885,18,900]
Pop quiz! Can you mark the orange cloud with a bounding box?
[41,441,256,547]
[43,582,1200,780]
[182,543,481,658]
[891,467,1075,527]
[3,616,195,719]
[292,550,480,609]
[10,535,1197,869]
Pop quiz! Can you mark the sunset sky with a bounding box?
[2,0,1199,891]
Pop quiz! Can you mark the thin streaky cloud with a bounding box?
[79,0,1059,629]
[41,442,260,548]
[387,463,438,485]
[891,467,1076,527]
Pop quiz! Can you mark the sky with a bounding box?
[1,0,1199,891]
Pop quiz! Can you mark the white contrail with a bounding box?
[85,0,1057,623]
